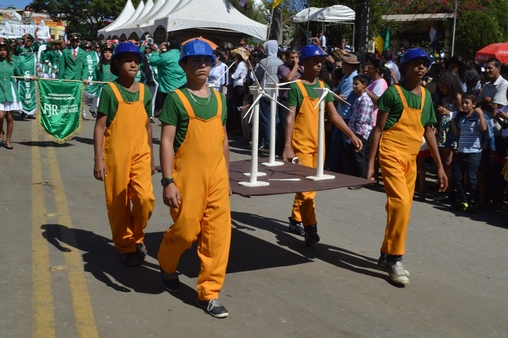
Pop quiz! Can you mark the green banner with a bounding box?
[38,79,84,143]
[19,78,37,114]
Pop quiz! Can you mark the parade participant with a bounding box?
[283,44,362,245]
[158,39,231,318]
[0,38,20,149]
[93,42,156,267]
[59,33,85,80]
[89,42,117,118]
[148,36,186,117]
[17,33,38,119]
[451,93,487,211]
[81,40,100,119]
[367,48,448,285]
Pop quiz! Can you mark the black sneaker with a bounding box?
[197,298,229,318]
[136,243,147,261]
[121,252,141,267]
[161,270,180,292]
[288,217,305,236]
[304,225,320,246]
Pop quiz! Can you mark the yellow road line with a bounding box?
[32,123,55,337]
[46,146,99,338]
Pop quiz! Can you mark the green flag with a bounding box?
[38,79,84,143]
[18,53,37,114]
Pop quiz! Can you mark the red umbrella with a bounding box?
[476,43,508,64]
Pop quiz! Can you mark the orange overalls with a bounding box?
[291,80,324,226]
[103,83,155,254]
[158,89,231,301]
[379,85,425,256]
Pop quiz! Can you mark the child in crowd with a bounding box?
[283,44,362,244]
[158,39,231,319]
[93,42,156,267]
[346,74,374,186]
[367,48,448,285]
[451,93,487,211]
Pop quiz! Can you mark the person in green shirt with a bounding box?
[367,48,447,285]
[148,36,186,116]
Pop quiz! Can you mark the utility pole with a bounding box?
[354,0,371,54]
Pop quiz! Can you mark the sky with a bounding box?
[2,0,31,9]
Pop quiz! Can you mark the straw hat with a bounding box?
[232,46,250,61]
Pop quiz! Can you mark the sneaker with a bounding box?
[376,256,410,276]
[161,270,180,292]
[304,225,320,246]
[452,201,468,212]
[288,217,305,236]
[121,252,142,267]
[197,298,229,318]
[387,261,410,284]
[135,243,147,261]
[348,185,363,190]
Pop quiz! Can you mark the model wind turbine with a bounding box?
[254,62,297,167]
[307,87,350,181]
[238,61,291,187]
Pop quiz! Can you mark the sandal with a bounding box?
[4,144,13,150]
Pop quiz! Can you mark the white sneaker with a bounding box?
[387,261,410,284]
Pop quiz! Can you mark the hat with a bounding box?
[341,53,360,65]
[80,41,92,49]
[231,47,250,61]
[0,37,10,46]
[69,33,81,41]
[110,41,143,76]
[400,48,431,68]
[23,34,34,41]
[298,44,328,63]
[179,38,216,63]
[100,41,116,52]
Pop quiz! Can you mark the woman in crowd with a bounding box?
[435,71,464,201]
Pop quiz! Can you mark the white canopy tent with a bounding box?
[293,5,356,48]
[99,0,267,43]
[293,5,355,23]
[112,0,167,38]
[97,0,136,36]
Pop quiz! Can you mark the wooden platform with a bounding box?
[230,159,374,197]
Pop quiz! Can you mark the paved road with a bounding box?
[2,116,508,337]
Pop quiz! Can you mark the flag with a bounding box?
[374,27,390,55]
[38,79,84,143]
[239,0,247,9]
[273,0,283,9]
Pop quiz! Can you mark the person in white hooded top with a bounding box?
[254,40,283,150]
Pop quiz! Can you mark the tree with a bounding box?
[29,0,138,38]
[455,10,502,60]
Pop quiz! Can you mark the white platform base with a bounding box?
[243,172,267,177]
[306,174,335,181]
[238,181,270,187]
[261,161,284,167]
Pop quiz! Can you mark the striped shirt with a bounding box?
[456,111,482,153]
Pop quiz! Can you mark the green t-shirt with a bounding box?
[159,88,227,152]
[377,84,437,129]
[98,81,152,127]
[287,80,334,115]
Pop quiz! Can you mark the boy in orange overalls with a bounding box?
[93,42,156,267]
[367,48,448,285]
[158,39,231,319]
[282,44,363,246]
